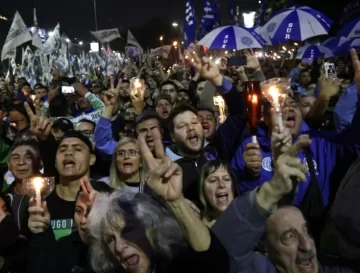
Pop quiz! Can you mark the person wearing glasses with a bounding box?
[108,137,147,192]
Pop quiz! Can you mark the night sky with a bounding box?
[0,0,348,49]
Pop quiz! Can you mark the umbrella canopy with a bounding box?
[296,44,333,59]
[261,6,333,44]
[253,26,273,45]
[197,25,265,50]
[321,37,348,50]
[337,17,360,38]
[335,38,360,55]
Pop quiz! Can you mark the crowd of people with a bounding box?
[0,41,360,273]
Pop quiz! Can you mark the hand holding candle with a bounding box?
[22,177,55,208]
[250,94,259,143]
[130,77,145,98]
[260,78,290,133]
[213,95,226,124]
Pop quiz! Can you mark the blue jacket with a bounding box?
[231,97,360,207]
[212,191,356,273]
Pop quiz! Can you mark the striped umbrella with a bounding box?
[197,25,266,50]
[296,44,333,59]
[334,38,360,55]
[337,17,360,38]
[261,6,333,44]
[321,37,348,50]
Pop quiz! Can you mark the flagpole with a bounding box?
[93,0,98,31]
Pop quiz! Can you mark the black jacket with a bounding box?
[28,228,93,273]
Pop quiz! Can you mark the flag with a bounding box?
[32,8,43,50]
[149,45,172,59]
[214,0,221,27]
[1,11,32,61]
[42,23,61,55]
[90,28,121,43]
[127,30,143,54]
[199,0,216,39]
[229,0,238,25]
[184,0,196,47]
[258,0,267,25]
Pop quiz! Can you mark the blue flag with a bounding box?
[199,0,216,39]
[229,0,237,25]
[184,0,196,47]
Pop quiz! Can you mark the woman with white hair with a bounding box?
[84,130,229,273]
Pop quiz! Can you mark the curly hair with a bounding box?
[88,191,186,273]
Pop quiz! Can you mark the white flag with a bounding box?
[42,23,61,55]
[1,11,32,61]
[127,30,143,54]
[32,8,43,50]
[150,45,172,59]
[90,28,121,43]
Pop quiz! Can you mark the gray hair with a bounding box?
[88,190,186,273]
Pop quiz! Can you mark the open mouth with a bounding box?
[202,123,209,134]
[124,254,140,268]
[296,258,315,272]
[286,115,296,128]
[187,133,199,145]
[63,159,75,168]
[162,110,169,116]
[215,192,228,204]
[123,163,133,168]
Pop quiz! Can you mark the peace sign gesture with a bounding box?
[24,100,52,141]
[103,75,121,107]
[138,128,183,202]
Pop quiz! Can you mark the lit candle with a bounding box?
[32,177,43,208]
[213,95,226,124]
[268,86,284,132]
[251,94,258,143]
[30,95,36,101]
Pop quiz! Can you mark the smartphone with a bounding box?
[227,56,247,67]
[62,86,75,94]
[324,62,336,79]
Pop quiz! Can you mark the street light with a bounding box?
[172,22,179,27]
[79,41,83,45]
[160,36,163,41]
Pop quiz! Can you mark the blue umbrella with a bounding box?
[296,44,333,59]
[335,38,360,55]
[337,17,360,38]
[321,37,348,50]
[197,25,266,50]
[261,6,333,44]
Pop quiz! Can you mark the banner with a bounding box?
[90,28,121,43]
[127,30,143,54]
[149,45,172,59]
[1,11,32,61]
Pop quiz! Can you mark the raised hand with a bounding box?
[103,75,120,107]
[80,176,97,209]
[187,51,223,86]
[319,75,340,98]
[243,49,261,71]
[270,108,292,166]
[138,128,183,202]
[24,100,52,141]
[269,135,311,197]
[130,78,145,114]
[28,199,51,234]
[73,82,89,97]
[243,142,262,177]
[350,48,360,94]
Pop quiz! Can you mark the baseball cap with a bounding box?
[52,118,74,132]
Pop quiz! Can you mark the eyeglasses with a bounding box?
[116,149,140,158]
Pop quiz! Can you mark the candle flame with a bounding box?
[213,95,226,123]
[33,177,43,191]
[268,86,280,110]
[252,94,258,104]
[134,79,141,88]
